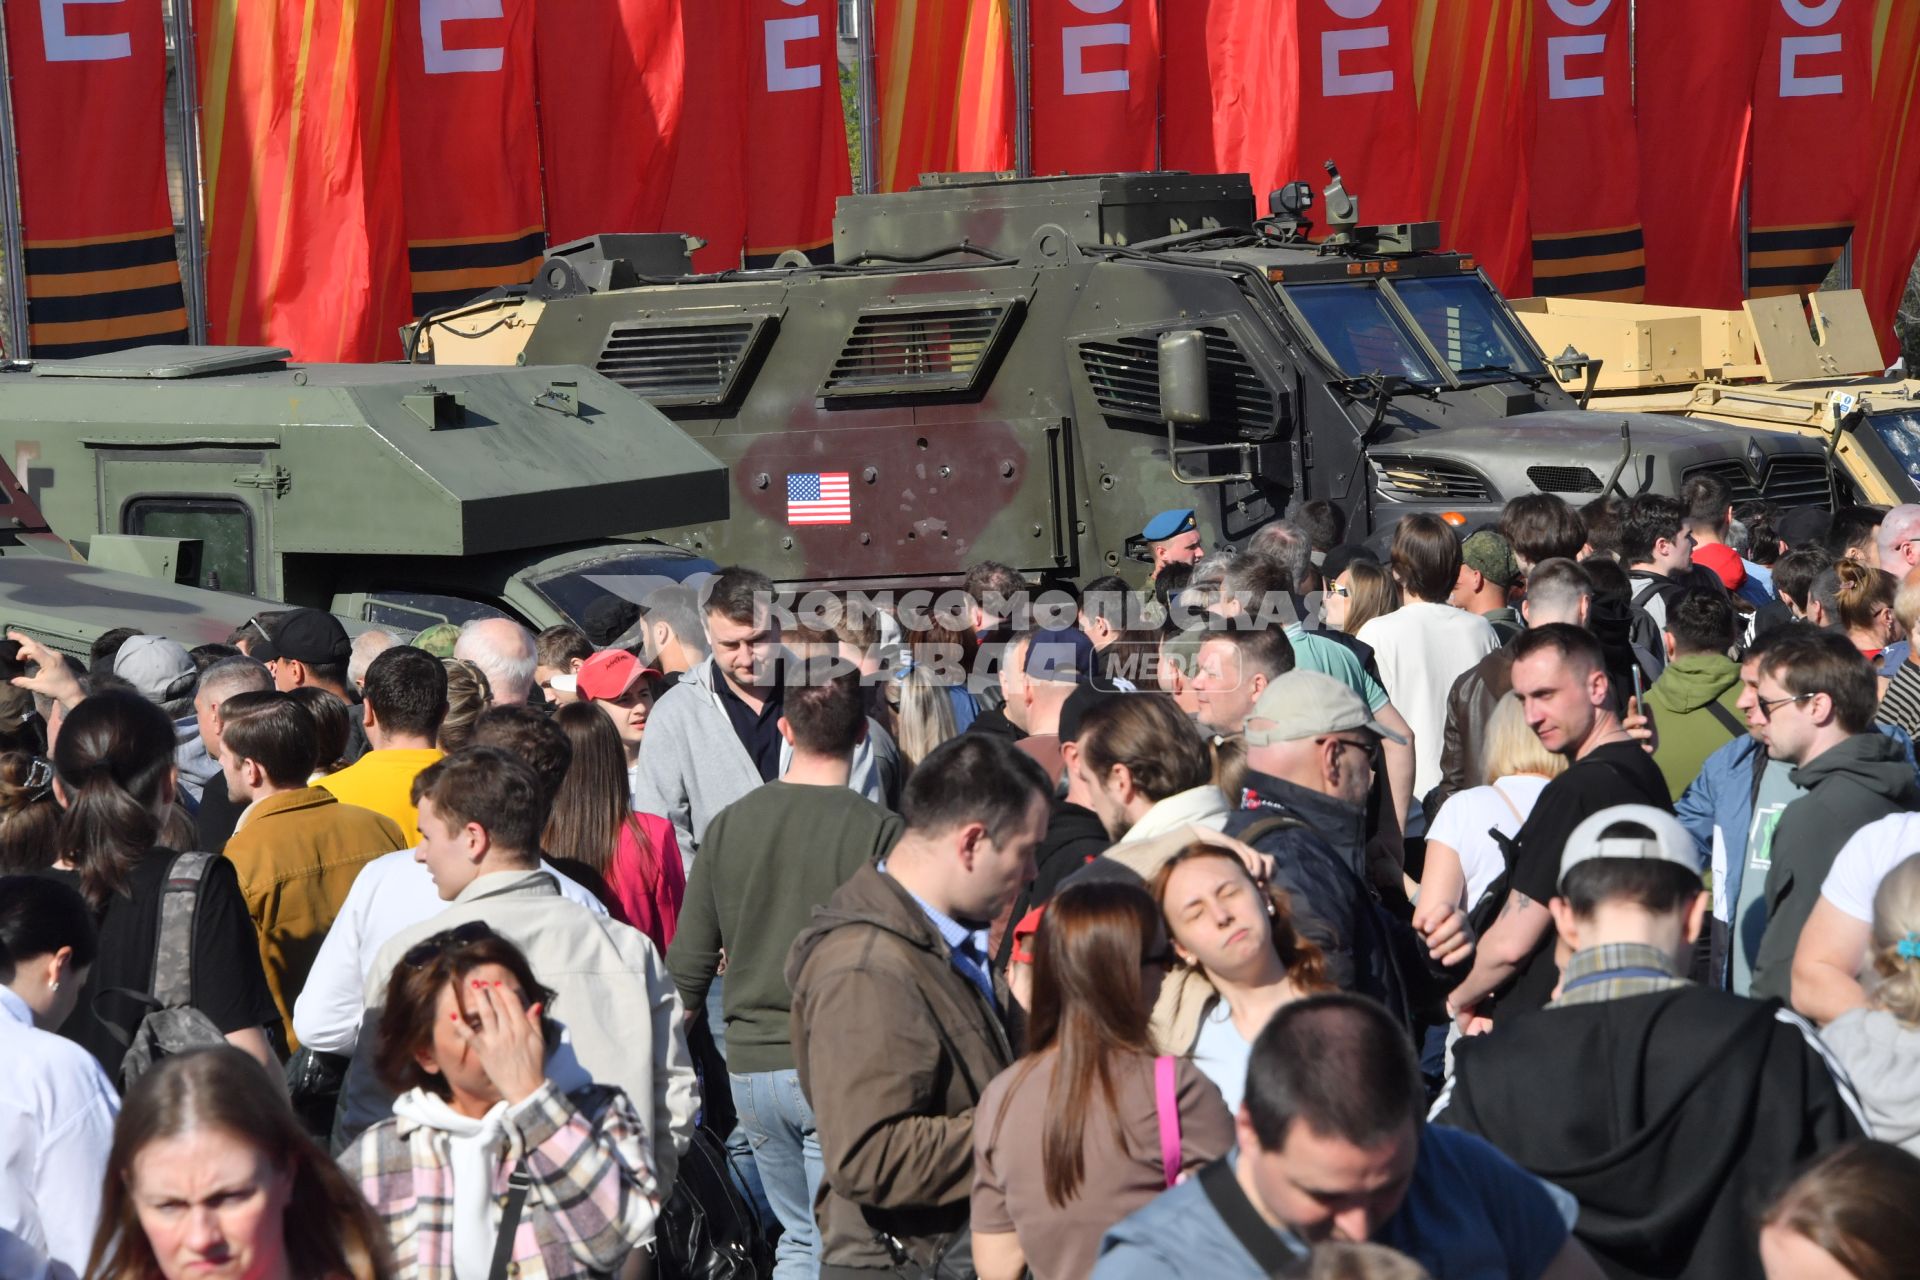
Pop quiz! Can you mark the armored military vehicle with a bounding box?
[1514,289,1919,508]
[0,348,723,631]
[413,170,1827,587]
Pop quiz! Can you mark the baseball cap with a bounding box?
[252,608,351,666]
[1244,670,1407,747]
[1692,542,1746,591]
[1142,509,1197,542]
[1058,683,1121,744]
[1318,543,1378,583]
[1558,804,1702,883]
[411,623,462,658]
[576,649,661,701]
[1461,530,1520,589]
[1776,506,1832,550]
[114,635,198,703]
[1023,627,1097,683]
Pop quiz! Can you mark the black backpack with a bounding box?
[1628,576,1686,678]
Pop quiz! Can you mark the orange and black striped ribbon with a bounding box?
[24,229,189,359]
[407,227,546,316]
[1530,226,1647,302]
[1746,223,1854,299]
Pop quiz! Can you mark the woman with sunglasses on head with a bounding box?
[1149,842,1333,1113]
[971,881,1233,1280]
[344,922,659,1280]
[0,751,60,872]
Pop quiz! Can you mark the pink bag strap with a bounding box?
[1154,1055,1182,1187]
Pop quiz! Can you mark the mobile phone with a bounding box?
[1630,664,1644,705]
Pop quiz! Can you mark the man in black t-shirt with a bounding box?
[1446,623,1673,1024]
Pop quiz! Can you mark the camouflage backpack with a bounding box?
[98,851,232,1090]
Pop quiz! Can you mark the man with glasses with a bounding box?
[1745,629,1920,1002]
[1448,625,1672,1026]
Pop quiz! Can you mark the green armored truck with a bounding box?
[414,170,1829,587]
[0,348,724,631]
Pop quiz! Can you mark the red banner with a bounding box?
[197,0,411,360]
[742,0,850,264]
[535,0,685,248]
[1163,0,1299,200]
[956,0,1016,172]
[657,5,745,272]
[1529,0,1640,299]
[1029,0,1160,175]
[872,0,1014,193]
[1300,0,1421,225]
[1747,0,1873,298]
[1635,0,1760,307]
[1415,0,1532,296]
[398,0,544,318]
[1855,0,1920,361]
[6,0,186,357]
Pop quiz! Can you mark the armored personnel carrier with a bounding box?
[413,170,1826,586]
[1514,289,1919,508]
[0,348,723,631]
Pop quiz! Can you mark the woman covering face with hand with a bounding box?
[344,923,659,1280]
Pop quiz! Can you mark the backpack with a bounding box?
[94,851,232,1090]
[1628,576,1686,679]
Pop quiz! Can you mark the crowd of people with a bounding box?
[3,477,1920,1280]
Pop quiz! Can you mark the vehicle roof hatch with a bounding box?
[29,345,292,380]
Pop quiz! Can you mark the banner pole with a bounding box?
[1012,0,1031,176]
[169,0,208,343]
[0,5,30,360]
[856,0,879,193]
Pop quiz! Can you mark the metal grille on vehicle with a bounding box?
[595,318,769,407]
[1371,455,1492,502]
[1527,465,1604,493]
[821,301,1017,397]
[1077,328,1279,437]
[1681,457,1831,509]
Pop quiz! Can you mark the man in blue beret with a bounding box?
[1144,508,1204,583]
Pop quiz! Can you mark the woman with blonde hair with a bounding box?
[437,659,494,753]
[1414,692,1567,931]
[1819,853,1920,1155]
[1325,558,1400,636]
[1833,558,1900,662]
[87,1047,392,1280]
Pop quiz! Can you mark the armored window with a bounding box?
[1285,282,1442,384]
[821,299,1019,399]
[1077,326,1281,438]
[594,316,774,407]
[123,498,253,593]
[1392,276,1544,380]
[357,591,515,631]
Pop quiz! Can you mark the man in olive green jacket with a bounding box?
[1646,589,1746,802]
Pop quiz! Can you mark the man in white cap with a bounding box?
[1433,804,1866,1280]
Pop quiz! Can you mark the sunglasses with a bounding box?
[401,920,493,969]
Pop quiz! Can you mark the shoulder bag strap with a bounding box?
[152,852,214,1010]
[1195,1158,1306,1276]
[1154,1055,1182,1187]
[1235,814,1308,846]
[1703,698,1746,740]
[488,1163,533,1280]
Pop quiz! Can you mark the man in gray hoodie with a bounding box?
[634,566,902,867]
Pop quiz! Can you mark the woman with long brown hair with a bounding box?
[86,1046,392,1280]
[0,749,60,871]
[1759,1141,1920,1280]
[971,880,1234,1280]
[1150,841,1331,1112]
[545,702,684,950]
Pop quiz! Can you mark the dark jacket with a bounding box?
[1752,732,1920,1001]
[1437,986,1864,1279]
[1436,646,1516,811]
[787,863,1016,1271]
[996,800,1110,966]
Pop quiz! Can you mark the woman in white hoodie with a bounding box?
[344,924,659,1280]
[1821,852,1920,1157]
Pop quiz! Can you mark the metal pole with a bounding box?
[1012,0,1032,177]
[856,0,879,193]
[0,4,32,360]
[169,0,208,343]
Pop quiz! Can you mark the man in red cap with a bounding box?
[577,648,663,806]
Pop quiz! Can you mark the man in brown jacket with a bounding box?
[217,690,407,1048]
[787,734,1051,1278]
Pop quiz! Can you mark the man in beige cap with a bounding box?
[1224,671,1471,1028]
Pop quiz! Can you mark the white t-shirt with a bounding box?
[1190,1000,1253,1115]
[1423,775,1552,910]
[1821,811,1920,923]
[1357,602,1501,800]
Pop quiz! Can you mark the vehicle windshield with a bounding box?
[1284,281,1443,384]
[1393,274,1546,380]
[1870,411,1920,486]
[528,550,714,629]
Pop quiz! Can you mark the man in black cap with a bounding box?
[252,608,367,761]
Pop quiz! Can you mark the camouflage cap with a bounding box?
[1461,530,1520,589]
[412,622,462,658]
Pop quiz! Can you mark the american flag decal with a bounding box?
[786,472,852,525]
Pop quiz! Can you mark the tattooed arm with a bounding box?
[1445,888,1554,1019]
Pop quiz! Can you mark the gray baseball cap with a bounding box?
[1244,670,1407,747]
[1558,804,1702,883]
[114,634,197,704]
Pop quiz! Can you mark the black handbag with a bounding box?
[654,1125,774,1280]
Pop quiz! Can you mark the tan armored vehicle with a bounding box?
[1514,290,1920,507]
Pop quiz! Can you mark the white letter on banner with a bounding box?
[42,0,131,62]
[1781,0,1842,27]
[766,14,822,92]
[1547,34,1606,99]
[1780,33,1844,96]
[1547,0,1611,25]
[1324,0,1383,18]
[1063,24,1130,95]
[1068,0,1126,12]
[1323,27,1392,97]
[422,0,504,74]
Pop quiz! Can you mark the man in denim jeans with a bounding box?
[667,666,903,1276]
